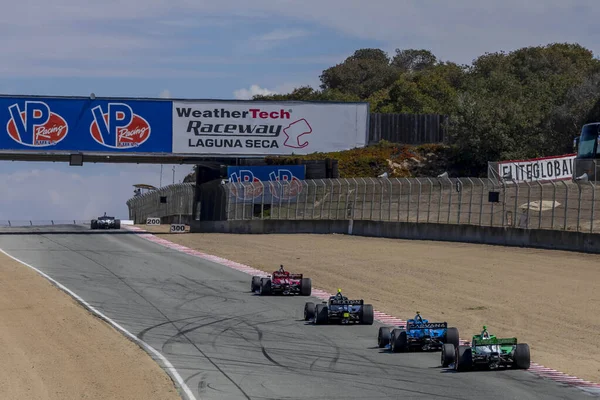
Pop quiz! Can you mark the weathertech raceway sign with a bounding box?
[494,154,576,183]
[171,100,369,156]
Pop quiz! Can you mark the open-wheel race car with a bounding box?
[90,212,121,230]
[377,311,460,352]
[250,265,311,296]
[440,326,530,371]
[303,289,374,325]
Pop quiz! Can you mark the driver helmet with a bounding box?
[481,326,490,339]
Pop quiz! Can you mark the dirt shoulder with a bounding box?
[137,225,600,383]
[0,250,181,400]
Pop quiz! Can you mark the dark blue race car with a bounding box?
[377,312,460,353]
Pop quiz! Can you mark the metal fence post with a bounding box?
[310,180,317,219]
[406,178,412,223]
[467,178,474,225]
[398,179,403,222]
[369,178,376,220]
[320,179,326,219]
[457,179,463,224]
[278,181,284,219]
[260,181,266,219]
[335,179,342,220]
[549,181,556,230]
[233,183,240,220]
[489,179,494,227]
[562,181,568,231]
[537,181,543,229]
[249,182,256,220]
[524,181,532,229]
[437,178,443,223]
[501,179,506,227]
[590,182,596,233]
[352,178,359,220]
[360,178,367,219]
[427,178,433,223]
[478,178,484,226]
[416,178,422,223]
[386,178,393,221]
[379,178,384,221]
[576,182,583,232]
[446,177,452,224]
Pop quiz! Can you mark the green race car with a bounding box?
[440,326,530,371]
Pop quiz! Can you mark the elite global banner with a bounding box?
[171,100,369,156]
[494,154,576,183]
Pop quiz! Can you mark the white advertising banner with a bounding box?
[496,154,576,183]
[171,101,369,155]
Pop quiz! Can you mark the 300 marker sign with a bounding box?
[170,224,186,233]
[146,217,161,225]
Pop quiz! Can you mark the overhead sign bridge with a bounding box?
[0,94,370,164]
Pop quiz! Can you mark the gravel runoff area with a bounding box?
[0,249,181,400]
[138,224,600,384]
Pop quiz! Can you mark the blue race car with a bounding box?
[377,312,460,352]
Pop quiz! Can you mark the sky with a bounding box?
[1,0,600,221]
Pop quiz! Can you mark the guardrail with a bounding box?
[0,220,90,227]
[219,177,600,234]
[126,183,195,224]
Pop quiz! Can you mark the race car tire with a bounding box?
[259,278,272,295]
[90,220,97,229]
[378,327,391,348]
[445,327,460,348]
[251,276,261,292]
[115,219,121,229]
[455,345,472,372]
[300,278,312,296]
[513,343,530,369]
[315,304,328,325]
[304,302,316,321]
[441,343,455,367]
[390,329,407,353]
[361,304,374,325]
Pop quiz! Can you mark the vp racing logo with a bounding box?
[6,101,68,147]
[90,103,151,149]
[229,168,303,201]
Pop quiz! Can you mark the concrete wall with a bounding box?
[190,219,600,254]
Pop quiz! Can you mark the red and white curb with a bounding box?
[125,225,600,395]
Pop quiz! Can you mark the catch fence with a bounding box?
[219,178,600,233]
[124,178,600,234]
[126,183,196,224]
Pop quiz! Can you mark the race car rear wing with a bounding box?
[406,322,447,330]
[272,273,303,279]
[329,299,364,305]
[472,337,518,346]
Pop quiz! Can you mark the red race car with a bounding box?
[251,265,312,296]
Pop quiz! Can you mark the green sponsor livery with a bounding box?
[440,326,531,371]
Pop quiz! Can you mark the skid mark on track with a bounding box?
[126,225,600,396]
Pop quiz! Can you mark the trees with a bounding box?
[251,43,600,174]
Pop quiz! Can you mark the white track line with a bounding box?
[126,225,600,395]
[0,248,197,400]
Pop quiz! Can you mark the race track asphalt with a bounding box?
[0,225,594,400]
